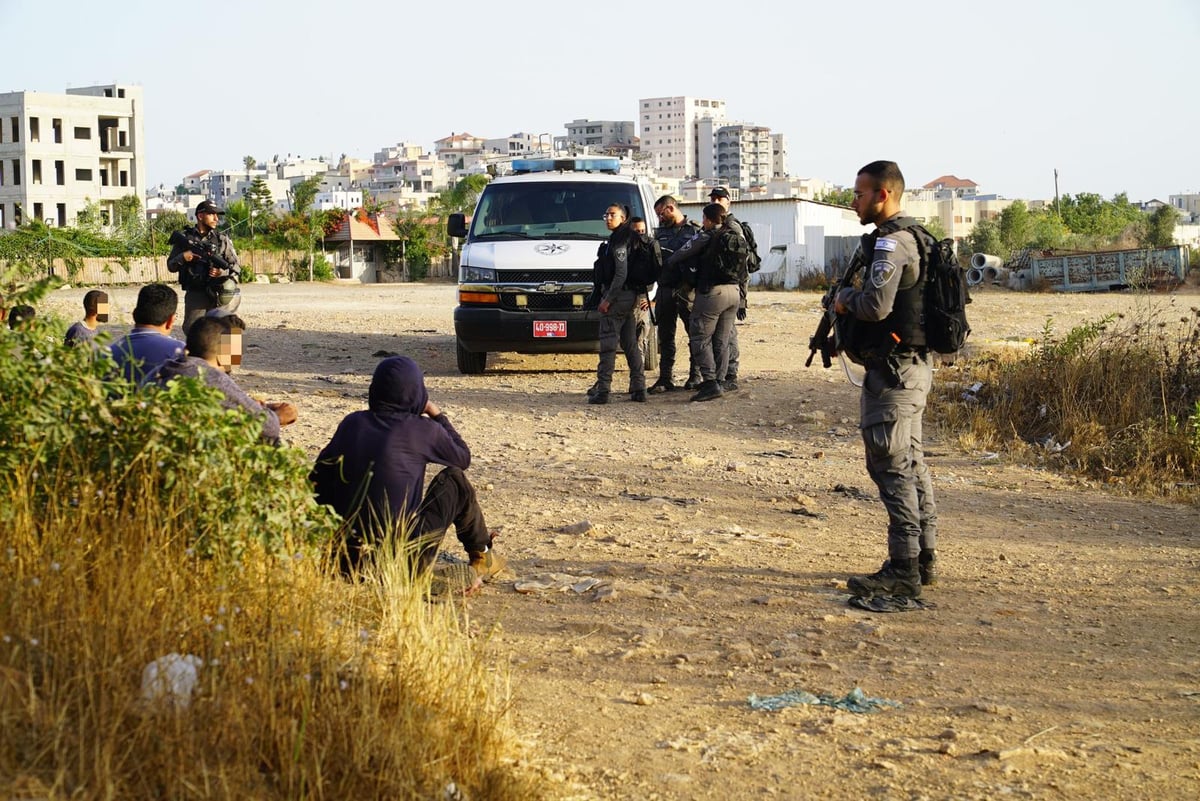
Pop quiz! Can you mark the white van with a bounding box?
[447,157,659,374]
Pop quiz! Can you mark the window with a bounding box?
[55,160,64,185]
[10,160,19,185]
[74,126,92,140]
[9,117,18,143]
[33,202,43,221]
[75,168,93,181]
[30,117,39,142]
[53,118,62,143]
[32,160,41,184]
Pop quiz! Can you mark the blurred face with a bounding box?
[95,301,109,323]
[603,206,626,232]
[217,329,243,371]
[632,220,647,235]
[851,173,885,226]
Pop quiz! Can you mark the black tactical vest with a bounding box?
[841,216,927,363]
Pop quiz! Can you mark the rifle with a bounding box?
[806,241,866,368]
[169,229,234,288]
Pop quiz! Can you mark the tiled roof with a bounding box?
[923,175,978,189]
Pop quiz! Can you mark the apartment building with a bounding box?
[638,96,726,179]
[561,119,636,153]
[0,83,145,230]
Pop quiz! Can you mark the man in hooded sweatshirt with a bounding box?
[310,356,503,591]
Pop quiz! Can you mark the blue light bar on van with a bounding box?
[511,157,621,175]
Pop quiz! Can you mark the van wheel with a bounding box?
[456,340,487,374]
[639,319,658,373]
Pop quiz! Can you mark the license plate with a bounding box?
[533,320,567,338]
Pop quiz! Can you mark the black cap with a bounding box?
[196,199,225,215]
[708,187,731,200]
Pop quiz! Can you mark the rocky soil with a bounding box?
[40,281,1200,800]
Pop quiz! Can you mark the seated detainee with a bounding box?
[310,356,504,592]
[156,316,297,445]
[108,284,185,384]
[64,290,109,347]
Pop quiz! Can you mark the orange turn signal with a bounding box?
[459,291,498,304]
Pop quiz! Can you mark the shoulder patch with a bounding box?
[614,245,628,261]
[871,260,898,289]
[875,237,898,253]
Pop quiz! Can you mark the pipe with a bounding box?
[966,266,985,286]
[970,253,1003,271]
[983,266,1010,284]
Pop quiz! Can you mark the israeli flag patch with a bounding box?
[875,237,898,253]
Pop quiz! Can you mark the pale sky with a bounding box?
[3,0,1197,202]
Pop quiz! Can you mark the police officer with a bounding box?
[670,203,745,402]
[588,204,646,405]
[650,195,702,393]
[707,187,753,391]
[167,199,241,333]
[834,160,938,605]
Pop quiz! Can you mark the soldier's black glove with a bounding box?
[736,307,747,322]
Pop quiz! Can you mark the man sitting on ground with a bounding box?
[156,316,297,445]
[64,290,109,347]
[310,355,504,593]
[108,284,184,383]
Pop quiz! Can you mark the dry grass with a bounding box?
[0,317,550,800]
[932,300,1200,497]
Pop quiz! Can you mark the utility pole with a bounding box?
[1054,169,1061,218]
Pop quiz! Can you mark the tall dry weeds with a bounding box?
[932,297,1200,496]
[0,320,548,799]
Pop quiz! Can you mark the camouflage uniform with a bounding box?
[167,224,240,333]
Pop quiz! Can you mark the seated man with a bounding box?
[310,356,503,592]
[156,316,297,445]
[108,284,184,384]
[64,289,109,347]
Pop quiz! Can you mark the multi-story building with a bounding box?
[638,96,726,179]
[1168,193,1200,223]
[0,83,145,230]
[434,132,485,169]
[560,119,636,154]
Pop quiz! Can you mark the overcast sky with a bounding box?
[3,0,1196,202]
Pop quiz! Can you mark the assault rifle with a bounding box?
[169,230,234,286]
[805,241,866,368]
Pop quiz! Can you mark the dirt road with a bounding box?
[41,282,1200,799]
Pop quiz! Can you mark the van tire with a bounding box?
[639,319,658,373]
[456,340,487,374]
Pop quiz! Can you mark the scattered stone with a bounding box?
[559,520,593,535]
[635,692,656,706]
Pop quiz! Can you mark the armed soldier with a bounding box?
[707,187,759,391]
[650,195,702,393]
[167,199,241,333]
[833,160,938,610]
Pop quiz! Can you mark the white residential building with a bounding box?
[638,96,727,179]
[1169,192,1200,223]
[561,119,636,154]
[0,83,146,230]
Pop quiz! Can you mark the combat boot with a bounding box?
[587,391,609,405]
[881,550,938,586]
[918,549,938,586]
[690,379,724,402]
[630,390,647,402]
[468,548,507,582]
[848,558,921,599]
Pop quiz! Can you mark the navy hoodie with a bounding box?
[310,356,471,539]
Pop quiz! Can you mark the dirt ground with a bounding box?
[41,281,1200,800]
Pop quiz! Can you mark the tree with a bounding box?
[244,178,274,235]
[150,210,189,246]
[435,175,490,215]
[1141,204,1178,248]
[1053,192,1143,244]
[999,200,1034,254]
[1028,209,1071,249]
[113,195,145,244]
[923,217,947,241]
[289,175,322,216]
[964,218,1002,257]
[816,187,853,207]
[243,155,257,172]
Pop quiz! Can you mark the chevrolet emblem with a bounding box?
[535,282,565,293]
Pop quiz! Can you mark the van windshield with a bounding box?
[469,182,645,241]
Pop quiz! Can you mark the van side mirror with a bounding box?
[447,213,468,238]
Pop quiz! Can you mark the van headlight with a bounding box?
[461,266,497,283]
